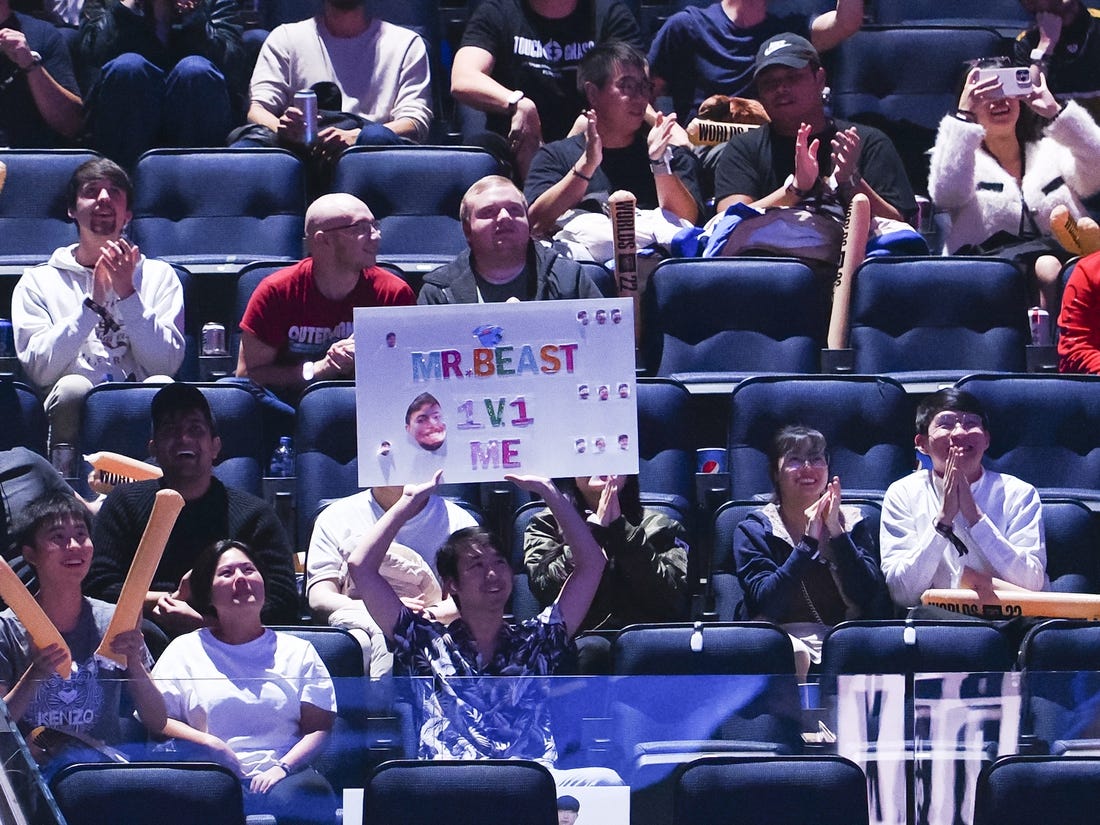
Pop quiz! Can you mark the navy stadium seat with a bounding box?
[641,258,827,384]
[849,257,1029,383]
[727,375,914,501]
[331,146,501,272]
[954,373,1100,501]
[129,149,305,271]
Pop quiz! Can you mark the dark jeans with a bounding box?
[243,767,338,825]
[85,52,233,169]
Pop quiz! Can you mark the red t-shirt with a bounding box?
[240,258,415,363]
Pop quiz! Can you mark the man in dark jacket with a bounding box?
[78,0,246,167]
[418,175,602,305]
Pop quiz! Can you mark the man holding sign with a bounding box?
[348,472,621,784]
[418,176,602,305]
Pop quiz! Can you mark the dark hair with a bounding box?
[67,158,133,212]
[17,493,91,557]
[915,388,988,436]
[956,58,1046,144]
[151,382,218,437]
[556,475,644,523]
[436,527,507,585]
[557,795,581,813]
[188,539,266,617]
[577,40,648,94]
[766,425,828,500]
[405,392,440,426]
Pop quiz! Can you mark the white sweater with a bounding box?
[879,468,1048,608]
[13,245,185,391]
[249,16,433,142]
[928,101,1100,253]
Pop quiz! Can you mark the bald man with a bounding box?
[237,194,415,398]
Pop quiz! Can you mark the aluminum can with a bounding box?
[202,322,227,356]
[51,444,75,477]
[1029,307,1051,346]
[0,319,14,358]
[294,89,318,147]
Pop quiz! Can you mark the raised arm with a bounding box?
[810,0,864,53]
[346,472,443,642]
[506,474,607,639]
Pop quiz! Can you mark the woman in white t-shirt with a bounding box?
[152,540,338,825]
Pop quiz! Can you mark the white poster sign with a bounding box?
[353,299,638,486]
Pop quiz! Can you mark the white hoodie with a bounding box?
[12,244,185,390]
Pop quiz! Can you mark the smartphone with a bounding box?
[977,66,1034,98]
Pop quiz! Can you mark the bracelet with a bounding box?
[276,760,295,775]
[837,172,862,195]
[953,109,977,123]
[786,180,815,199]
[934,521,969,557]
[83,296,120,333]
[571,166,592,182]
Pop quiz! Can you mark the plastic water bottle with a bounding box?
[269,436,295,477]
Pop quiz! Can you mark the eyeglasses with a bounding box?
[321,219,382,237]
[614,77,655,98]
[781,453,828,471]
[929,413,985,433]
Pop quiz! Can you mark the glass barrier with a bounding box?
[0,699,64,825]
[3,670,1099,825]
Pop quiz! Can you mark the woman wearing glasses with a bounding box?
[733,425,890,676]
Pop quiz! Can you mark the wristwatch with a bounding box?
[301,360,315,382]
[20,51,43,73]
[506,89,525,114]
[649,146,674,177]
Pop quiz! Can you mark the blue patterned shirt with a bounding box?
[391,604,574,762]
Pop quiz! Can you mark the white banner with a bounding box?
[353,299,638,486]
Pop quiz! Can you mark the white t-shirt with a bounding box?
[152,628,336,776]
[306,491,477,598]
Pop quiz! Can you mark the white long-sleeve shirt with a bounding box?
[879,468,1048,608]
[13,245,185,391]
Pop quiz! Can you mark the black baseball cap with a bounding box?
[754,33,820,78]
[151,382,217,435]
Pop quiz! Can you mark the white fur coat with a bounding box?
[928,101,1100,252]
